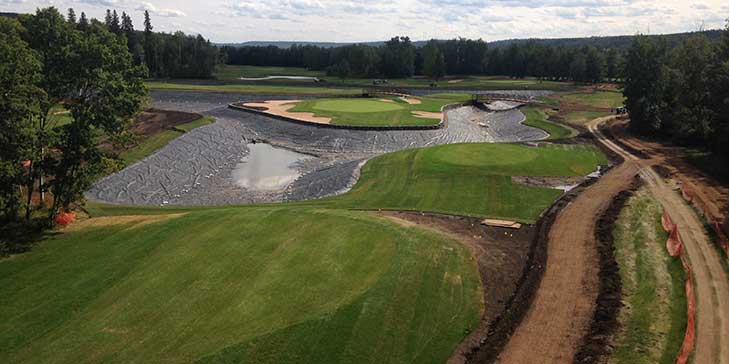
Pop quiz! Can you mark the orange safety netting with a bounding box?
[53,211,76,227]
[681,184,693,203]
[662,210,675,233]
[675,257,696,364]
[666,225,683,257]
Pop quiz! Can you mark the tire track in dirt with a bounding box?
[496,133,638,364]
[590,117,729,364]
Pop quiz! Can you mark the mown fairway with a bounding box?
[288,94,471,126]
[308,143,607,223]
[0,208,481,364]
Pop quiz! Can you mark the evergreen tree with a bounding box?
[66,8,76,23]
[109,10,120,35]
[623,35,667,134]
[78,12,88,30]
[423,40,445,80]
[0,17,43,222]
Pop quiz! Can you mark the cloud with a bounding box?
[136,1,185,17]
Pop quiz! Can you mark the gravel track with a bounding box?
[86,90,548,206]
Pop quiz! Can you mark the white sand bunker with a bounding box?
[242,100,331,124]
[411,111,442,119]
[399,96,422,105]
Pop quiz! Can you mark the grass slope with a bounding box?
[303,143,607,223]
[147,82,361,96]
[0,208,481,364]
[611,188,687,364]
[521,107,573,140]
[288,95,470,127]
[120,116,215,164]
[562,91,625,109]
[214,65,573,91]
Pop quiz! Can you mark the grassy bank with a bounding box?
[521,106,574,140]
[119,116,215,164]
[213,65,574,90]
[301,143,607,223]
[147,81,362,96]
[0,208,481,364]
[610,188,687,364]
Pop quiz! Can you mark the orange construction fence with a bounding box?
[680,183,729,260]
[675,256,695,364]
[662,209,695,364]
[662,210,683,257]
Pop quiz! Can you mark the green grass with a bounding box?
[521,107,574,140]
[1,141,609,363]
[611,189,687,364]
[563,111,612,125]
[298,143,607,223]
[563,91,625,109]
[215,65,325,80]
[146,82,362,96]
[47,104,73,128]
[0,208,481,364]
[288,95,471,127]
[120,116,215,164]
[213,65,573,90]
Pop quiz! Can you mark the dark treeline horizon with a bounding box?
[221,36,622,83]
[624,21,729,161]
[65,7,219,79]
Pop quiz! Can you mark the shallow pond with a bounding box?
[232,143,312,191]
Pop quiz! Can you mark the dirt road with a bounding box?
[497,131,638,363]
[590,117,729,364]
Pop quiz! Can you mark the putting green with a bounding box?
[312,99,404,113]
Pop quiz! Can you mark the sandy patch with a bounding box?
[379,99,396,103]
[399,96,422,105]
[64,213,185,232]
[481,219,522,229]
[411,111,442,120]
[448,79,464,84]
[242,100,332,124]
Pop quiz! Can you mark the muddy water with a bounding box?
[232,143,312,190]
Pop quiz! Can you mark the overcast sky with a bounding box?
[2,0,728,43]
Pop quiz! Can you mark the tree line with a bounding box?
[624,21,729,161]
[222,37,624,82]
[0,7,146,233]
[72,8,219,78]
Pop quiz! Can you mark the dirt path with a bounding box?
[497,138,638,363]
[590,117,729,364]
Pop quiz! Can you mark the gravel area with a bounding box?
[86,90,549,206]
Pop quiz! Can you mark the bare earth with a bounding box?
[241,100,332,124]
[592,117,729,364]
[497,140,638,364]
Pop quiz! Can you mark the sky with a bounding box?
[1,0,728,43]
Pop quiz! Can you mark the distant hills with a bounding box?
[0,12,20,18]
[221,29,722,49]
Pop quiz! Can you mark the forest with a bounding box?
[221,37,621,83]
[623,23,729,161]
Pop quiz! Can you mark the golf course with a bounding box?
[1,141,607,364]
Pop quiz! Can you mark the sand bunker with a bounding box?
[242,100,331,124]
[379,99,396,103]
[399,96,422,105]
[447,79,464,84]
[411,111,442,120]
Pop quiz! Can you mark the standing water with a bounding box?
[232,143,312,190]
